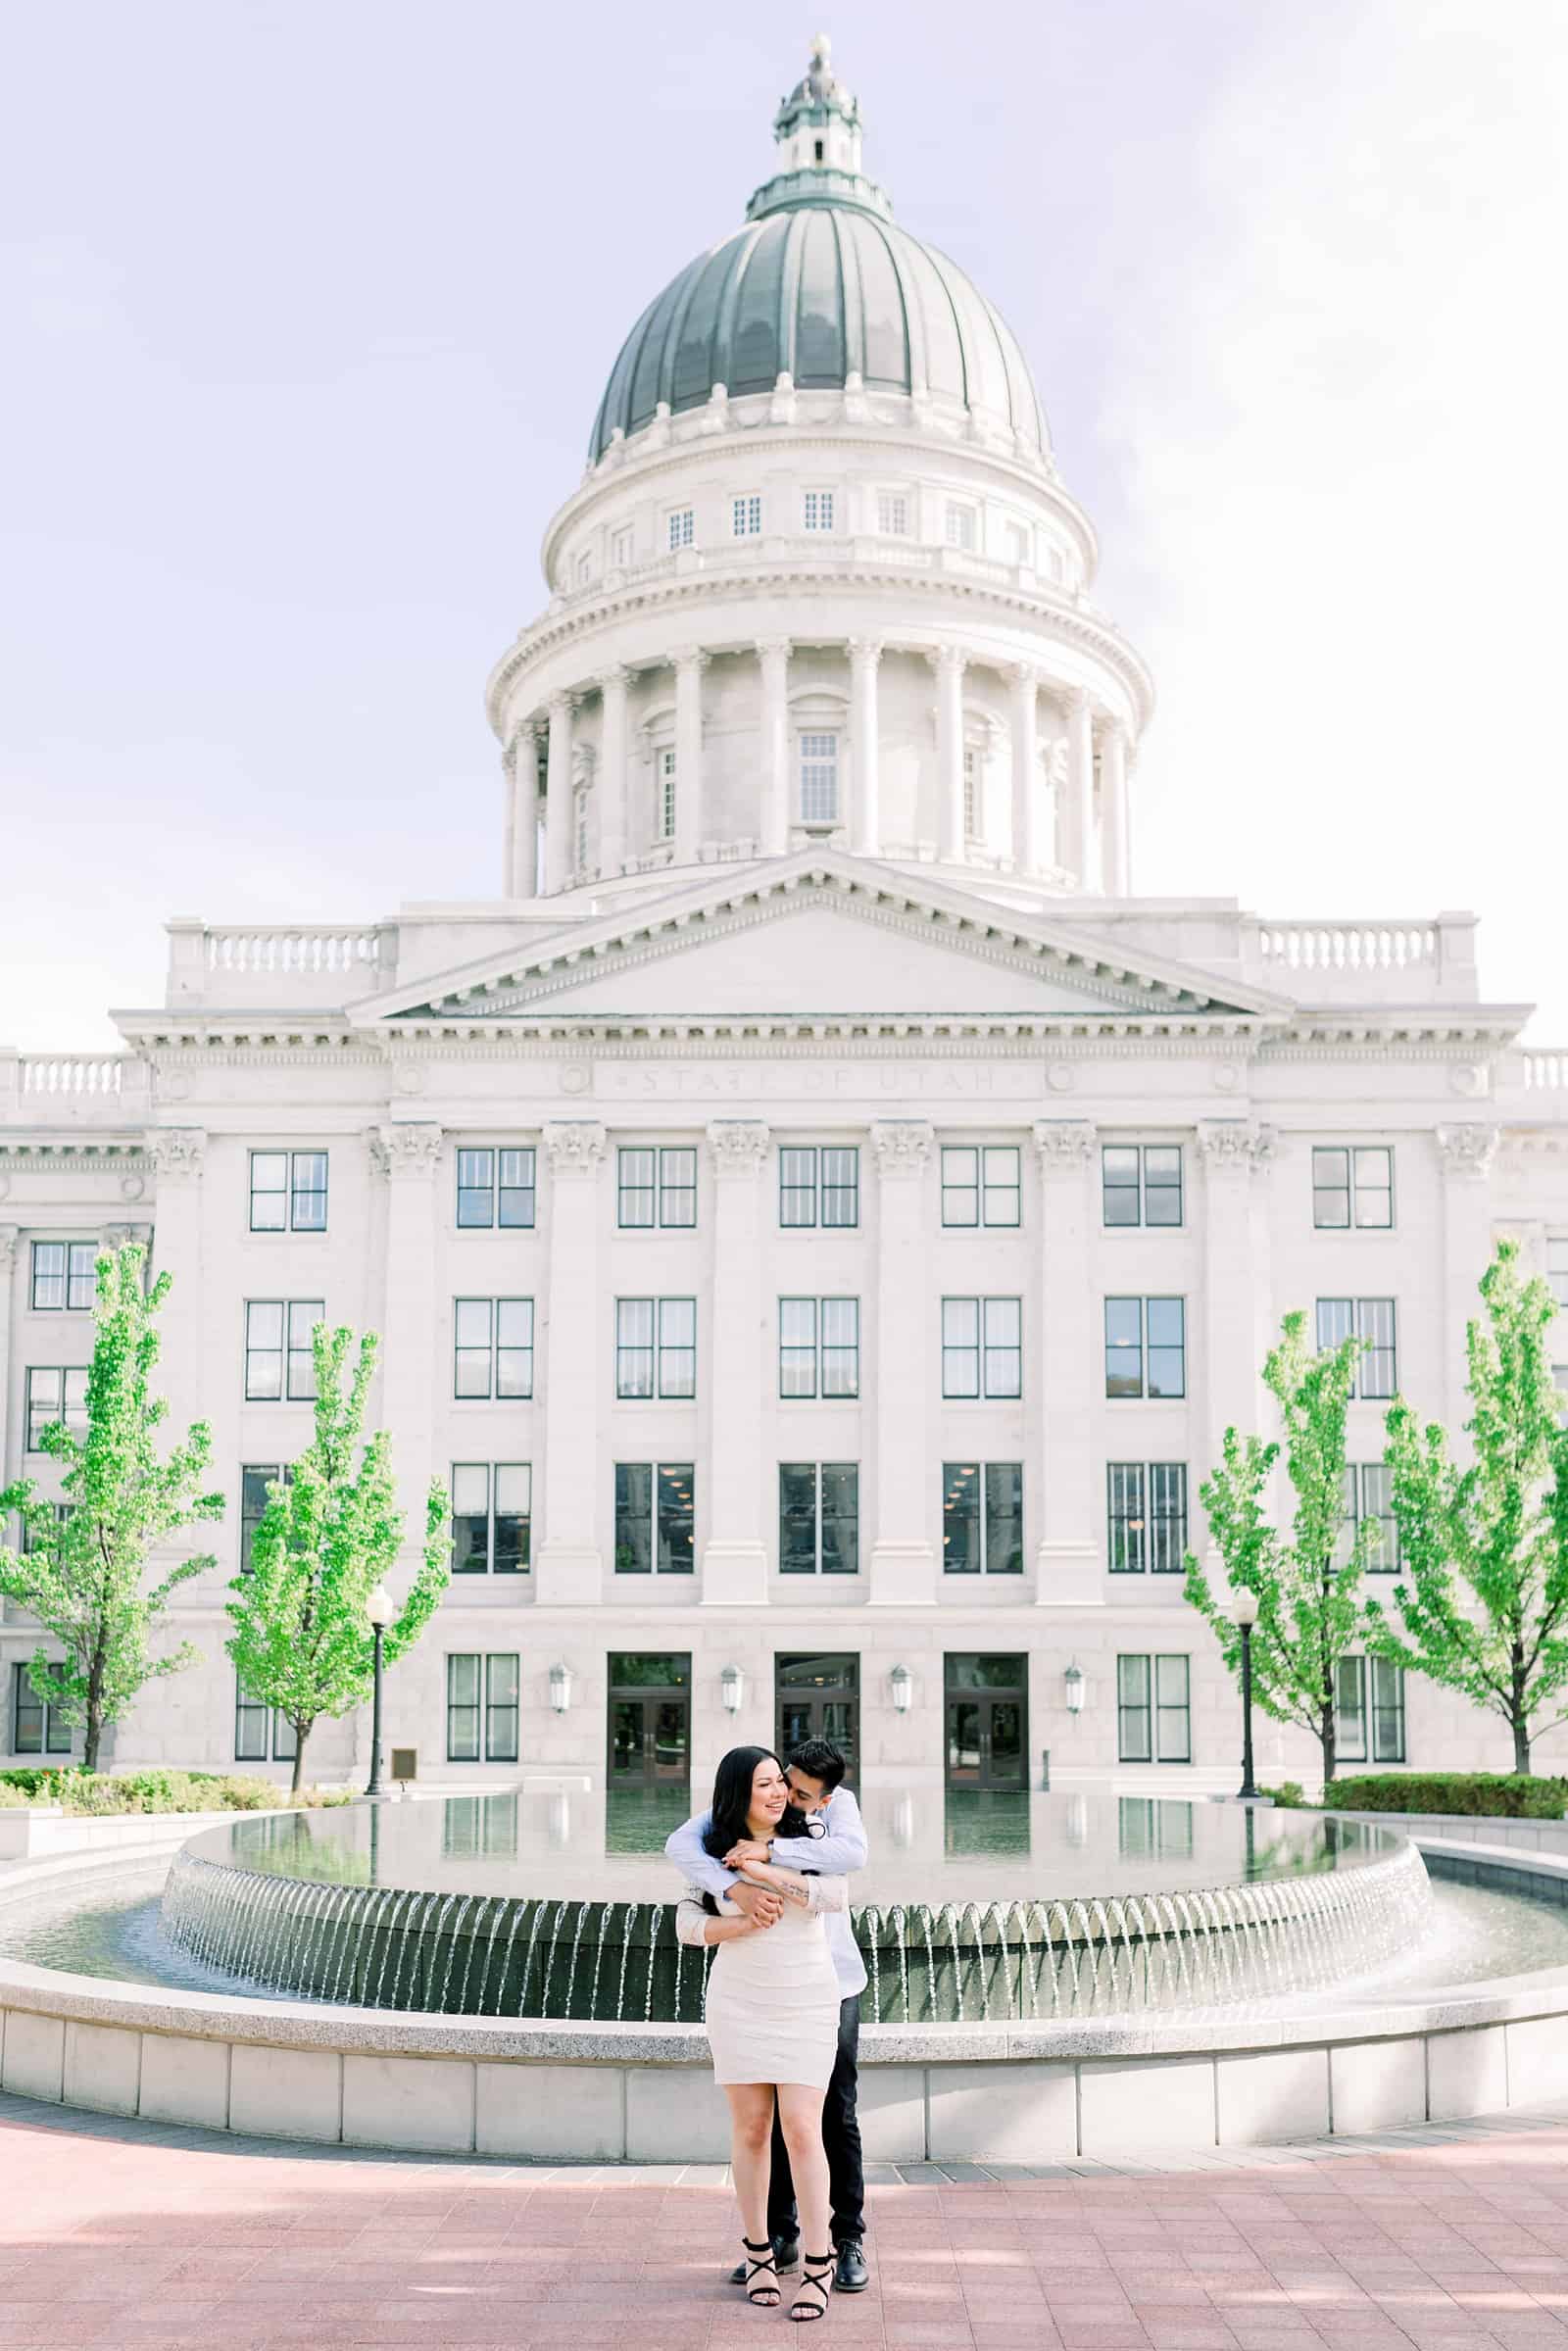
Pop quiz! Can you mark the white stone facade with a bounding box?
[4,42,1568,1800]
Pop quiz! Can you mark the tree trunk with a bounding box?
[290,1730,308,1796]
[83,1714,101,1774]
[1513,1717,1532,1774]
[1319,1701,1338,1785]
[1511,1642,1531,1776]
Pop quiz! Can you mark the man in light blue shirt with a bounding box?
[664,1738,870,2293]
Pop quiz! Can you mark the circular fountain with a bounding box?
[156,1794,1433,2023]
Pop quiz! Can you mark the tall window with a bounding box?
[779,1463,858,1574]
[962,745,981,838]
[657,747,677,840]
[446,1653,519,1764]
[1117,1654,1191,1763]
[234,1677,297,1765]
[945,502,977,551]
[29,1242,97,1312]
[1005,521,1030,565]
[943,1462,1024,1574]
[24,1366,88,1450]
[456,1147,535,1229]
[12,1662,73,1757]
[799,732,840,823]
[1102,1145,1184,1229]
[1336,1655,1406,1762]
[239,1463,293,1574]
[941,1298,1022,1398]
[451,1463,531,1574]
[611,525,633,568]
[803,489,834,532]
[574,788,590,876]
[778,1298,859,1398]
[778,1145,858,1228]
[243,1300,321,1401]
[667,508,694,551]
[1547,1235,1568,1307]
[1312,1147,1394,1230]
[877,490,908,536]
[940,1145,1020,1227]
[1341,1463,1398,1572]
[249,1151,328,1233]
[453,1298,534,1399]
[614,1463,695,1573]
[615,1298,696,1398]
[731,493,762,537]
[1316,1298,1397,1398]
[1106,1463,1189,1574]
[617,1147,697,1229]
[1104,1298,1186,1399]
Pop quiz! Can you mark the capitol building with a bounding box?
[3,40,1566,1811]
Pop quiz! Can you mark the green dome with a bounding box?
[588,195,1049,464]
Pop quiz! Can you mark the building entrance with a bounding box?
[775,1653,858,1780]
[944,1653,1029,1790]
[607,1653,691,1849]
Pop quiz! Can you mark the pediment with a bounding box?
[351,855,1286,1031]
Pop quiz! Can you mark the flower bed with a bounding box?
[0,1768,352,1814]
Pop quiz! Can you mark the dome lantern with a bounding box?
[770,32,864,181]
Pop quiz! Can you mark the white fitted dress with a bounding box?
[676,1875,848,2089]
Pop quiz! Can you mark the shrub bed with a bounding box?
[1322,1772,1568,1819]
[0,1768,353,1814]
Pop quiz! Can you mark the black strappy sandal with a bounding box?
[790,2249,834,2323]
[741,2237,781,2307]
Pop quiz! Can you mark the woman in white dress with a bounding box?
[676,1744,847,2325]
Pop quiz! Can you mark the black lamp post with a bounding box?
[365,1581,394,1801]
[1232,1584,1260,1801]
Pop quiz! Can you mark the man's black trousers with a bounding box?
[766,1993,863,2246]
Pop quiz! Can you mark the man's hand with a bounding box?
[726,1881,784,1928]
[724,1838,772,1869]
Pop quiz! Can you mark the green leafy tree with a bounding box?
[226,1323,449,1791]
[1365,1241,1568,1773]
[0,1245,223,1770]
[1185,1311,1371,1784]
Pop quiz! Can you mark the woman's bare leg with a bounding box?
[776,2082,831,2278]
[723,2082,776,2275]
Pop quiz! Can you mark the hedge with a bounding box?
[1322,1772,1568,1819]
[0,1768,354,1814]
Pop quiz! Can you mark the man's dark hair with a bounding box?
[785,1738,847,1794]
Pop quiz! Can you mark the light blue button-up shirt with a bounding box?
[664,1786,869,1998]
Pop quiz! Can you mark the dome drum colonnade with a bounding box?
[487,34,1147,908]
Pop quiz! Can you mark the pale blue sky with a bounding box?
[3,0,1564,1049]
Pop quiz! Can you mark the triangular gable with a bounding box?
[348,852,1287,1027]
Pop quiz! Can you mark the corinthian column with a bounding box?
[673,649,708,864]
[1099,720,1129,895]
[1063,690,1094,886]
[1437,1124,1501,1432]
[544,694,574,895]
[536,1121,608,1606]
[1196,1119,1276,1449]
[868,1120,936,1606]
[931,647,966,860]
[849,639,882,855]
[1033,1121,1099,1607]
[0,1227,19,1488]
[370,1123,444,1541]
[758,639,791,856]
[147,1129,207,1433]
[1008,664,1041,872]
[597,667,630,878]
[702,1120,771,1606]
[508,720,541,898]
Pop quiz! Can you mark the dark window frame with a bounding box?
[1315,1297,1397,1398]
[778,1461,859,1575]
[614,1297,696,1400]
[940,1145,1022,1229]
[1311,1145,1394,1232]
[243,1299,323,1402]
[1106,1461,1189,1573]
[233,1677,297,1764]
[455,1146,537,1230]
[1116,1652,1192,1763]
[29,1240,99,1313]
[778,1145,859,1230]
[1102,1144,1184,1229]
[239,1462,293,1574]
[453,1297,535,1399]
[449,1461,532,1576]
[12,1660,73,1757]
[248,1149,328,1234]
[942,1461,1024,1575]
[1336,1653,1406,1763]
[940,1296,1023,1399]
[24,1365,88,1451]
[1104,1296,1186,1399]
[613,1461,696,1575]
[778,1297,859,1399]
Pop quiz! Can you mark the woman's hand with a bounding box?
[723,1837,772,1869]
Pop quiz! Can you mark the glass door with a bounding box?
[775,1653,859,1780]
[607,1654,691,1850]
[944,1654,1028,1791]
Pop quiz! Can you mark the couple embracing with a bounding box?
[666,1737,869,2326]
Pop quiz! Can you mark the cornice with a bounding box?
[484,563,1154,735]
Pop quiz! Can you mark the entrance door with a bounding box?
[607,1654,691,1849]
[944,1654,1028,1790]
[775,1654,859,1780]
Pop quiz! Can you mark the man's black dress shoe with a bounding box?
[834,2238,870,2292]
[727,2233,799,2283]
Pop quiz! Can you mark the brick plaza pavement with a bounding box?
[3,2090,1568,2349]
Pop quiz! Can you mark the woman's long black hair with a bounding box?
[702,1744,781,1862]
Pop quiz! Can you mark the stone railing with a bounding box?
[1241,913,1477,1004]
[550,531,1082,616]
[166,920,396,1008]
[0,1051,150,1127]
[19,1054,125,1097]
[1522,1050,1567,1091]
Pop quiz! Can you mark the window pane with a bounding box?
[66,1243,98,1311]
[779,1462,819,1573]
[1146,1298,1186,1399]
[1361,1461,1397,1572]
[660,1148,697,1228]
[234,1687,270,1763]
[291,1151,328,1231]
[494,1461,530,1574]
[457,1149,494,1227]
[1104,1297,1143,1397]
[618,1148,656,1228]
[240,1463,280,1574]
[486,1652,520,1761]
[447,1653,481,1762]
[943,1463,981,1573]
[451,1463,489,1573]
[1154,1654,1191,1761]
[941,1147,978,1227]
[1102,1146,1141,1227]
[245,1302,283,1398]
[1335,1655,1368,1761]
[942,1297,979,1397]
[1107,1462,1146,1573]
[287,1301,321,1399]
[982,1147,1020,1227]
[31,1242,67,1311]
[496,1298,533,1398]
[498,1148,535,1228]
[658,1464,695,1574]
[821,1297,858,1396]
[658,1298,696,1397]
[1316,1297,1353,1353]
[779,1297,817,1397]
[250,1152,288,1231]
[616,1298,655,1397]
[1371,1656,1405,1761]
[1143,1147,1183,1228]
[1117,1654,1152,1761]
[820,1462,858,1575]
[1357,1298,1396,1398]
[779,1147,816,1227]
[985,1462,1024,1573]
[1353,1147,1393,1228]
[454,1298,493,1398]
[1149,1463,1189,1574]
[14,1665,44,1755]
[820,1148,858,1228]
[1313,1147,1350,1230]
[800,731,839,823]
[982,1298,1021,1396]
[614,1462,653,1573]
